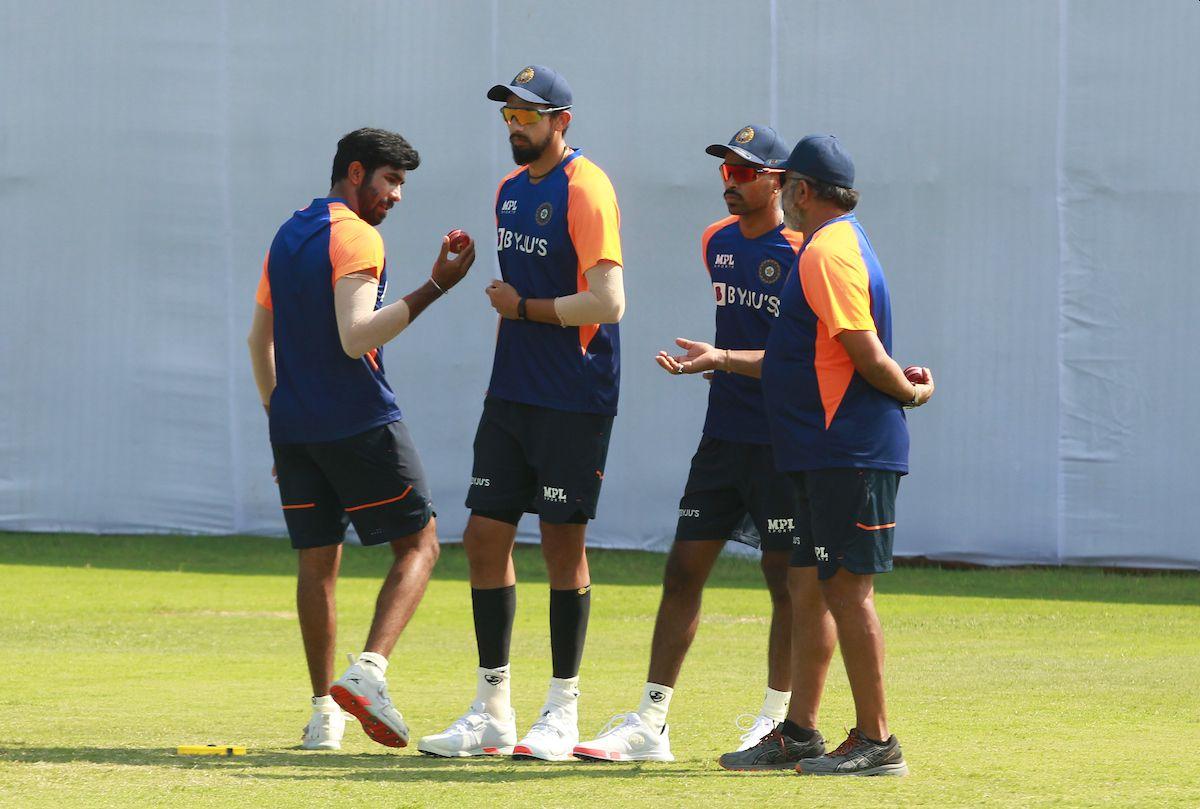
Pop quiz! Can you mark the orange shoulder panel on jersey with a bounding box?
[255,252,272,310]
[782,227,806,253]
[798,221,875,338]
[700,216,739,275]
[328,203,385,286]
[799,220,876,429]
[564,157,623,275]
[494,166,528,219]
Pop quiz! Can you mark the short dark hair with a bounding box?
[330,128,420,185]
[794,174,859,211]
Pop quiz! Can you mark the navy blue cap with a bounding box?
[783,134,855,187]
[487,65,573,107]
[705,124,790,168]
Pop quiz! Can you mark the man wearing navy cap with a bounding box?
[574,124,832,765]
[660,135,934,776]
[418,65,625,762]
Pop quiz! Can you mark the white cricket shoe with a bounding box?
[735,713,780,752]
[330,655,409,748]
[512,703,579,761]
[417,705,517,757]
[301,705,345,751]
[573,712,675,762]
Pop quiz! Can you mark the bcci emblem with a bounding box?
[515,67,535,85]
[758,258,782,284]
[535,202,553,225]
[735,126,755,144]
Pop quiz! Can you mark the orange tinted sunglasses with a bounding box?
[500,105,572,126]
[720,164,784,184]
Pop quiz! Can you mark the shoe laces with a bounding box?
[529,705,572,737]
[596,712,639,738]
[735,713,773,742]
[830,728,862,757]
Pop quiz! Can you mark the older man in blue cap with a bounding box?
[660,134,934,776]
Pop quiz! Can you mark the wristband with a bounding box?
[517,297,528,320]
[429,276,448,295]
[903,383,921,409]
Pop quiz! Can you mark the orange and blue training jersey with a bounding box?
[489,149,623,415]
[761,213,909,472]
[255,198,401,444]
[701,216,804,445]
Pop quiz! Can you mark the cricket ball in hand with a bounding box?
[446,229,471,253]
[904,365,930,384]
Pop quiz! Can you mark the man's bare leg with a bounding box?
[297,544,342,696]
[821,569,888,741]
[362,518,441,656]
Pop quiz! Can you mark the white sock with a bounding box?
[311,694,337,711]
[357,651,388,675]
[761,687,791,722]
[636,683,673,730]
[546,675,580,711]
[475,665,512,721]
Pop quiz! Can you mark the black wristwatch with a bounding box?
[517,298,528,320]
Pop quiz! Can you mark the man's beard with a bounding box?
[510,131,553,165]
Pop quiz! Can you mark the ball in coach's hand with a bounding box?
[446,229,471,253]
[904,365,930,384]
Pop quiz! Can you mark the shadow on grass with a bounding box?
[0,745,713,784]
[2,533,1197,606]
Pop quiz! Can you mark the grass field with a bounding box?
[1,534,1197,808]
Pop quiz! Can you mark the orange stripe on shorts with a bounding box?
[345,486,413,513]
[855,521,896,531]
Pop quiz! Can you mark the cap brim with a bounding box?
[486,84,552,104]
[704,143,767,165]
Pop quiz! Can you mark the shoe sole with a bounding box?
[573,746,674,763]
[718,759,797,772]
[417,745,514,758]
[797,762,909,777]
[330,685,407,748]
[511,744,576,761]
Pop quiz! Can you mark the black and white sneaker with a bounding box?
[717,727,825,771]
[795,728,908,776]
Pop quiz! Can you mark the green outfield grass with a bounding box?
[1,534,1197,808]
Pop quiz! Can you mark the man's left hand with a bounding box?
[486,280,521,319]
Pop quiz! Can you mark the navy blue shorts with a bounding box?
[675,437,799,552]
[272,420,433,550]
[465,397,613,525]
[788,468,901,579]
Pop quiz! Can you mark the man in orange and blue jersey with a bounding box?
[247,128,476,753]
[418,65,625,763]
[659,135,935,776]
[573,124,829,766]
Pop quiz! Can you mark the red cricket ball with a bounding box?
[904,365,930,384]
[446,229,471,253]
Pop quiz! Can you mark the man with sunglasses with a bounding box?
[657,135,934,776]
[418,65,624,762]
[574,124,822,764]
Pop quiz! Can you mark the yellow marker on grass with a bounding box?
[176,745,246,756]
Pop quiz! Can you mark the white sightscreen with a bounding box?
[1,0,1197,569]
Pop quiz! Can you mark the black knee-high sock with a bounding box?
[472,585,516,669]
[549,585,591,678]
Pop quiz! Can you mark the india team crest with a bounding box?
[735,126,755,144]
[758,258,782,284]
[515,67,535,84]
[535,202,554,225]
